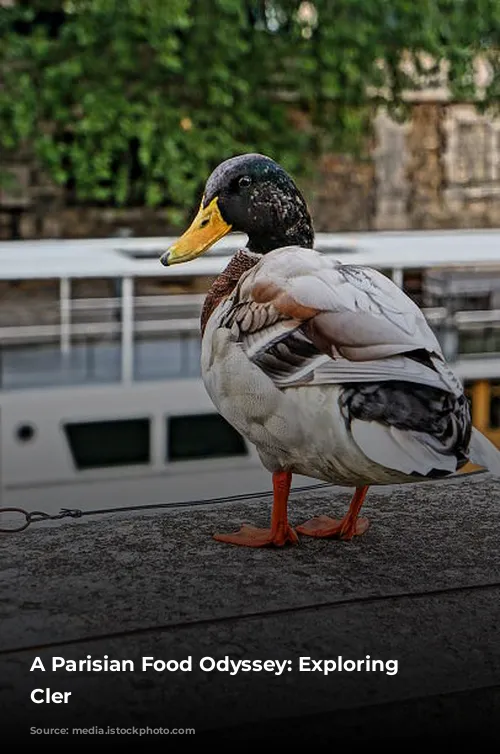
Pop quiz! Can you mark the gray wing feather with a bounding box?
[270,353,462,393]
[350,421,459,476]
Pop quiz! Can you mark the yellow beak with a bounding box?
[160,196,232,266]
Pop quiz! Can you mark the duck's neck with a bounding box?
[247,217,314,254]
[201,250,260,335]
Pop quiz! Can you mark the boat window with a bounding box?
[64,418,150,469]
[167,414,248,461]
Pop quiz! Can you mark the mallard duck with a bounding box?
[160,153,500,548]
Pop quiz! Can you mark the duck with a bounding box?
[160,153,500,548]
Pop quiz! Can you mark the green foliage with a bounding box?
[0,0,499,223]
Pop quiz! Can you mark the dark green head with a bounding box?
[161,153,314,265]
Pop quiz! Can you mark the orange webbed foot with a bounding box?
[297,486,370,542]
[296,514,369,541]
[213,470,297,548]
[213,523,299,548]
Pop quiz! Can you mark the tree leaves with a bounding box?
[0,0,498,221]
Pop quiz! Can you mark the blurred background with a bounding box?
[1,0,500,520]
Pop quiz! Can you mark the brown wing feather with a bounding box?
[252,280,319,320]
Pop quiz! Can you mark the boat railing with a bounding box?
[70,293,205,312]
[454,310,500,326]
[3,305,500,345]
[0,318,201,344]
[421,307,447,324]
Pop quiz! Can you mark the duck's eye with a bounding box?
[238,176,252,189]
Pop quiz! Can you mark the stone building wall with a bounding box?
[308,101,500,233]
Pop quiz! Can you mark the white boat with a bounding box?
[1,229,500,523]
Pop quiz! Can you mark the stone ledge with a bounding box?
[1,471,499,740]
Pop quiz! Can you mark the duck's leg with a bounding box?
[213,471,298,547]
[296,485,370,541]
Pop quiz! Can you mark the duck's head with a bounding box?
[161,153,314,266]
